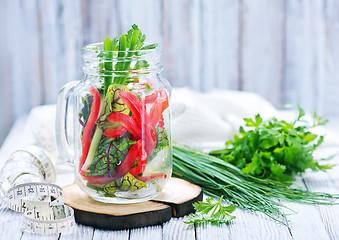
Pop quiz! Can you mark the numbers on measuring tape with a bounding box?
[28,187,34,194]
[6,182,75,234]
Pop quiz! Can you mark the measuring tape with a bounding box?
[10,145,57,183]
[6,182,75,234]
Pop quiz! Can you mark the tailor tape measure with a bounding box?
[6,182,75,234]
[9,145,56,183]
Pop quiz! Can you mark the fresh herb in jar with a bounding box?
[99,24,158,92]
[78,25,168,197]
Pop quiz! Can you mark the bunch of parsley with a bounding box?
[210,108,335,184]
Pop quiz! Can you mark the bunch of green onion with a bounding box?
[172,144,338,223]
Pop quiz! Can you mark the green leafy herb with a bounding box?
[140,43,158,50]
[134,60,150,70]
[97,84,129,127]
[103,173,147,196]
[144,82,153,93]
[147,126,169,162]
[210,108,335,184]
[86,137,131,177]
[173,144,339,224]
[185,196,236,225]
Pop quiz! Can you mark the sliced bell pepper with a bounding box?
[82,175,119,186]
[79,85,101,170]
[105,112,141,139]
[144,89,161,104]
[103,125,127,139]
[149,89,169,126]
[119,90,156,157]
[118,90,142,124]
[142,125,156,157]
[136,173,167,182]
[129,146,147,176]
[157,115,165,128]
[112,140,141,177]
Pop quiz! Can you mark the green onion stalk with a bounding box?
[172,144,339,224]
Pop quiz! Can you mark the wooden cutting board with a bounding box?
[63,177,203,230]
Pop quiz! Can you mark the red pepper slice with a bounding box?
[142,125,156,157]
[156,115,165,128]
[112,140,141,177]
[103,125,127,139]
[129,146,147,176]
[82,175,119,185]
[144,89,161,104]
[136,173,167,182]
[149,89,169,126]
[79,85,101,170]
[105,112,141,139]
[118,90,142,124]
[119,90,156,157]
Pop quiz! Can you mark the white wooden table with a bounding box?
[0,116,339,240]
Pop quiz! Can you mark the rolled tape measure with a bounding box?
[9,145,57,183]
[6,182,75,234]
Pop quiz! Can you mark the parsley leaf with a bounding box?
[210,108,335,184]
[184,196,236,225]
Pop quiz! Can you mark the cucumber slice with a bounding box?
[143,146,170,175]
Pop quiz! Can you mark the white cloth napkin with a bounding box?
[171,88,279,150]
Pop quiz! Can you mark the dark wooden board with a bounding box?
[63,177,203,230]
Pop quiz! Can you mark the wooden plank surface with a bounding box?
[322,0,339,117]
[81,0,120,44]
[2,0,339,143]
[241,0,284,107]
[39,0,83,103]
[92,229,129,240]
[201,0,239,91]
[163,216,195,240]
[4,0,43,118]
[283,0,326,114]
[162,0,201,88]
[0,0,12,145]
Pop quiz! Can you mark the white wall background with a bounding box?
[1,0,339,145]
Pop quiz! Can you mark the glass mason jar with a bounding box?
[56,42,172,203]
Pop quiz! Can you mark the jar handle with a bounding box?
[55,81,80,165]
